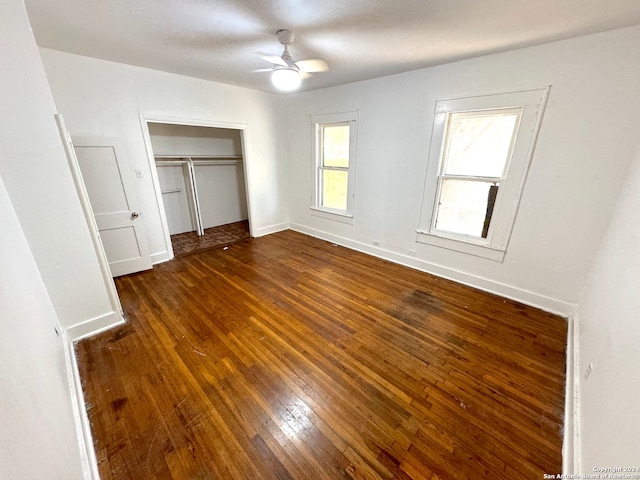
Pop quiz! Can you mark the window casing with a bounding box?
[311,112,358,222]
[417,88,549,261]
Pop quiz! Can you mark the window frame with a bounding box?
[416,87,550,261]
[310,111,359,222]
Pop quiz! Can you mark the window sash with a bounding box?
[432,170,505,241]
[440,110,520,178]
[431,177,501,240]
[320,165,349,172]
[320,123,351,169]
[318,168,348,211]
[437,174,503,183]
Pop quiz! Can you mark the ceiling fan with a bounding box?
[259,29,329,91]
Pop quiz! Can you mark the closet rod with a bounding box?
[155,155,242,160]
[192,159,242,166]
[155,160,188,166]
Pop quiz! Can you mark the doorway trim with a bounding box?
[55,114,124,339]
[139,114,253,263]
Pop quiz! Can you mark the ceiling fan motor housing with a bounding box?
[277,29,295,45]
[276,29,297,68]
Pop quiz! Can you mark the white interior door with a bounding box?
[73,137,152,277]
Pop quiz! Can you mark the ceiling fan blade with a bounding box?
[295,58,329,73]
[300,71,312,80]
[258,54,287,67]
[253,68,274,73]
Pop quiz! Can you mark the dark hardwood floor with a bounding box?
[76,230,567,479]
[170,220,250,257]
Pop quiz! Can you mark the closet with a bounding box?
[149,123,249,256]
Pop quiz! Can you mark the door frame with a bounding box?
[139,114,254,262]
[54,115,124,322]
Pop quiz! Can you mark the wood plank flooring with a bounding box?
[170,220,250,257]
[76,230,567,479]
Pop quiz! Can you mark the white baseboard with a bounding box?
[289,223,575,318]
[151,250,172,265]
[253,222,290,238]
[63,332,100,480]
[564,307,580,474]
[66,310,125,342]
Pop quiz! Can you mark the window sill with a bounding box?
[416,230,505,262]
[310,207,354,225]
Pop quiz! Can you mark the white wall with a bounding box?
[40,49,289,264]
[149,123,242,157]
[0,169,84,477]
[0,0,118,332]
[286,26,640,314]
[194,163,248,229]
[575,142,640,468]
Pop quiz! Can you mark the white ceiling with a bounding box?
[24,0,640,94]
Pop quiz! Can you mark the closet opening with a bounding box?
[145,120,251,259]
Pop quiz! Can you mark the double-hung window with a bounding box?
[417,88,549,261]
[311,112,358,222]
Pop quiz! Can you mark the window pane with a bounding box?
[435,179,498,237]
[323,125,350,167]
[444,112,518,177]
[321,169,348,210]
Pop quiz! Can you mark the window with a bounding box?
[434,109,519,238]
[311,112,358,222]
[417,88,549,261]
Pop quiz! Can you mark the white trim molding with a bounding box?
[151,250,172,265]
[563,306,581,475]
[253,222,290,238]
[55,114,124,318]
[66,310,125,342]
[310,207,355,225]
[138,114,255,261]
[63,331,100,479]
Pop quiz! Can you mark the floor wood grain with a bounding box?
[76,230,567,479]
[170,220,250,257]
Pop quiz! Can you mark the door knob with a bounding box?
[131,212,140,219]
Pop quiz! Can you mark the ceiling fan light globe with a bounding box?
[272,68,301,91]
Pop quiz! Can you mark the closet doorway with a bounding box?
[145,120,251,258]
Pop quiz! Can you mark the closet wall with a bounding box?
[149,123,248,236]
